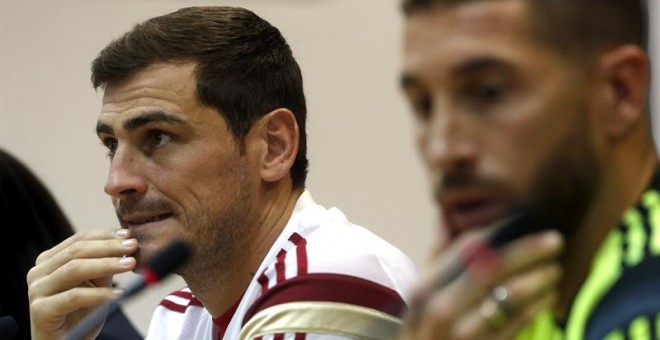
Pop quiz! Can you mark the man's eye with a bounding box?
[410,94,432,121]
[101,139,118,157]
[467,80,506,105]
[149,131,172,148]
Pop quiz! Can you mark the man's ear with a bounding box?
[598,44,650,138]
[255,108,300,183]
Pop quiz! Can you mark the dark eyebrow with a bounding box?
[95,111,187,136]
[399,57,513,90]
[95,122,114,136]
[452,57,514,77]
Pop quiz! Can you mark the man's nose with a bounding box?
[104,146,148,200]
[421,107,479,174]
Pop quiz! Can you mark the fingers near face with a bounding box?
[27,229,138,299]
[404,229,563,339]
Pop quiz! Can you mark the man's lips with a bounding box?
[120,212,175,228]
[440,195,511,236]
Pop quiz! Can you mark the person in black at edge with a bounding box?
[397,0,660,338]
[0,148,142,340]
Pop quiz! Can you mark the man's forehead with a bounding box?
[98,63,198,127]
[101,89,176,115]
[402,0,533,73]
[101,62,197,106]
[403,0,531,48]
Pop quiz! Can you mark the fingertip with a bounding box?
[121,238,137,248]
[114,228,130,238]
[118,256,136,269]
[541,230,564,251]
[112,288,125,299]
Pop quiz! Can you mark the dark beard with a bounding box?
[177,164,255,282]
[528,112,602,240]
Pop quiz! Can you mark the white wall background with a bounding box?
[0,0,657,336]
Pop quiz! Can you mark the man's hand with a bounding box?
[27,228,138,340]
[401,228,563,339]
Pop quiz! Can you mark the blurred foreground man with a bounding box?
[398,0,659,339]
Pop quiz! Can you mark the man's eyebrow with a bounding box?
[95,111,188,136]
[399,57,513,91]
[452,57,514,77]
[124,111,187,131]
[95,122,113,136]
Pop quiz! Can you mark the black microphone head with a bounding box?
[141,240,192,285]
[487,203,555,249]
[0,315,18,340]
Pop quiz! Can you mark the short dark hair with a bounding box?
[401,0,648,65]
[91,6,308,188]
[402,0,651,123]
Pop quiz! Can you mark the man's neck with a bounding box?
[554,142,658,320]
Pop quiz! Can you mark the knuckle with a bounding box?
[34,249,51,265]
[66,241,85,258]
[61,257,81,275]
[65,289,86,306]
[427,295,455,322]
[451,325,476,340]
[26,266,39,284]
[505,282,521,302]
[547,263,563,279]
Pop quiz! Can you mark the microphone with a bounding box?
[64,240,192,340]
[486,204,552,249]
[0,316,18,340]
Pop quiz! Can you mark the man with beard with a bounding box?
[27,6,417,340]
[397,0,659,339]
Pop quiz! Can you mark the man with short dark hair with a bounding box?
[27,6,417,339]
[398,0,659,338]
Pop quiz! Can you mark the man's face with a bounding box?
[401,0,602,241]
[97,62,258,272]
